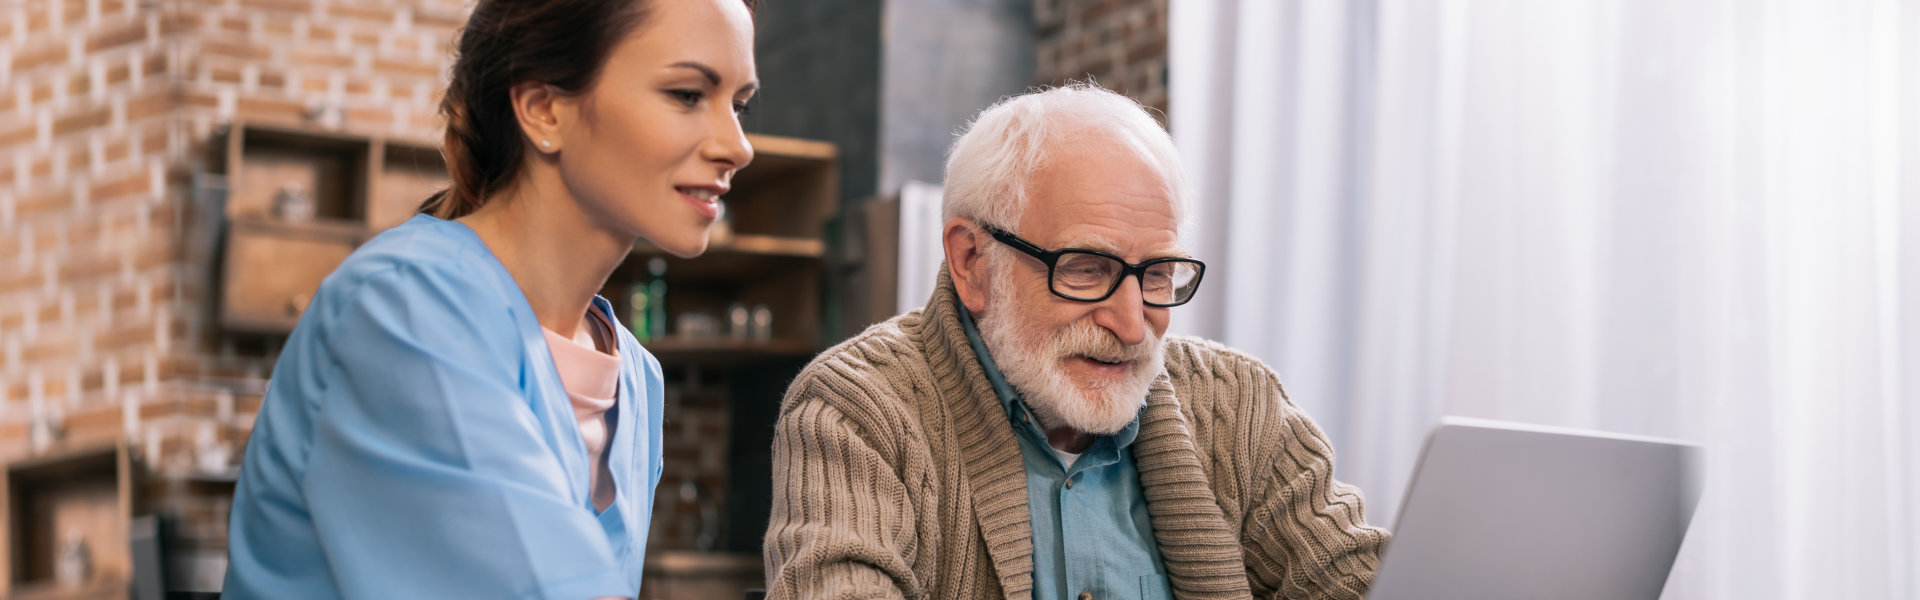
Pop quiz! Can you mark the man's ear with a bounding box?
[509,81,570,154]
[943,217,990,314]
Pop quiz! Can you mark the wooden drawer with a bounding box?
[220,217,365,333]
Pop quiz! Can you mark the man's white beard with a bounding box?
[975,251,1166,435]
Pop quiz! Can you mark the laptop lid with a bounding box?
[1366,417,1705,600]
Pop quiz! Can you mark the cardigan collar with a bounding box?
[911,265,1251,599]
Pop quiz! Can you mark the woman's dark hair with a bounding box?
[421,0,757,219]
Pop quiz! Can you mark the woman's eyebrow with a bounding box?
[669,61,720,85]
[670,61,758,95]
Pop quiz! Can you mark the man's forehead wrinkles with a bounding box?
[1046,234,1186,261]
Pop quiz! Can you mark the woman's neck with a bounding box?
[459,169,631,340]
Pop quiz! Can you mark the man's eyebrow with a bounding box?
[1136,248,1194,261]
[1057,236,1122,254]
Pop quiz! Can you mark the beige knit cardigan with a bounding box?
[763,269,1388,599]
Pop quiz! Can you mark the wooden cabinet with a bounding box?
[215,123,444,334]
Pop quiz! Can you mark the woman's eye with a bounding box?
[732,100,753,116]
[668,89,703,107]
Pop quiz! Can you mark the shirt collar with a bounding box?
[953,291,1142,450]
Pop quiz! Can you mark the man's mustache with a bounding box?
[1052,320,1158,364]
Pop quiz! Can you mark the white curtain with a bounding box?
[1170,1,1919,599]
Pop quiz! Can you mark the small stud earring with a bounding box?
[541,139,552,148]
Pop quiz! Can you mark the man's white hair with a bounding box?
[942,82,1189,231]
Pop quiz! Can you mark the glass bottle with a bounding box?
[628,281,650,344]
[647,258,668,341]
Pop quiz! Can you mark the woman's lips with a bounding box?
[678,187,720,220]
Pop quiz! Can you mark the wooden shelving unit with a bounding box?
[215,122,445,334]
[1,441,134,600]
[606,134,839,364]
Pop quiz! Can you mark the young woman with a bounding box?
[222,0,756,597]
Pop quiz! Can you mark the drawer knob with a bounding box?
[287,293,312,316]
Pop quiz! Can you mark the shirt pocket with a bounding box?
[1138,572,1173,600]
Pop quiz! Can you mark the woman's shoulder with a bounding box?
[309,215,517,323]
[341,214,496,274]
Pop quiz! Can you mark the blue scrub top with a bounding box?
[223,214,665,599]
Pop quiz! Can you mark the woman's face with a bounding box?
[554,0,757,257]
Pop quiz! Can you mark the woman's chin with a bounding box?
[653,234,711,259]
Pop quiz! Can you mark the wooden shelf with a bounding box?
[172,468,240,485]
[6,578,130,600]
[629,234,825,282]
[725,234,825,257]
[633,234,824,259]
[745,135,835,161]
[644,337,819,366]
[227,214,368,240]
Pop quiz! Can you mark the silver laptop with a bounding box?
[1367,417,1705,600]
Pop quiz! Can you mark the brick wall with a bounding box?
[1034,0,1169,121]
[1,0,467,575]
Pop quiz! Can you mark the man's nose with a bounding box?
[1092,275,1149,346]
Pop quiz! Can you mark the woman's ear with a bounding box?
[944,217,990,314]
[509,81,569,154]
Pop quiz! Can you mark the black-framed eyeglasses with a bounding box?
[981,223,1206,307]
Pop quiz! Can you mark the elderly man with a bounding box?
[762,84,1388,600]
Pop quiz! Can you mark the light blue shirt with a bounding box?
[223,214,664,599]
[956,300,1174,600]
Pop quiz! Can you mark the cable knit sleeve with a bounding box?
[762,360,926,600]
[1232,361,1389,599]
[1162,338,1389,600]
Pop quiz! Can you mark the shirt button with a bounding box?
[1079,592,1093,600]
[1064,476,1074,489]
